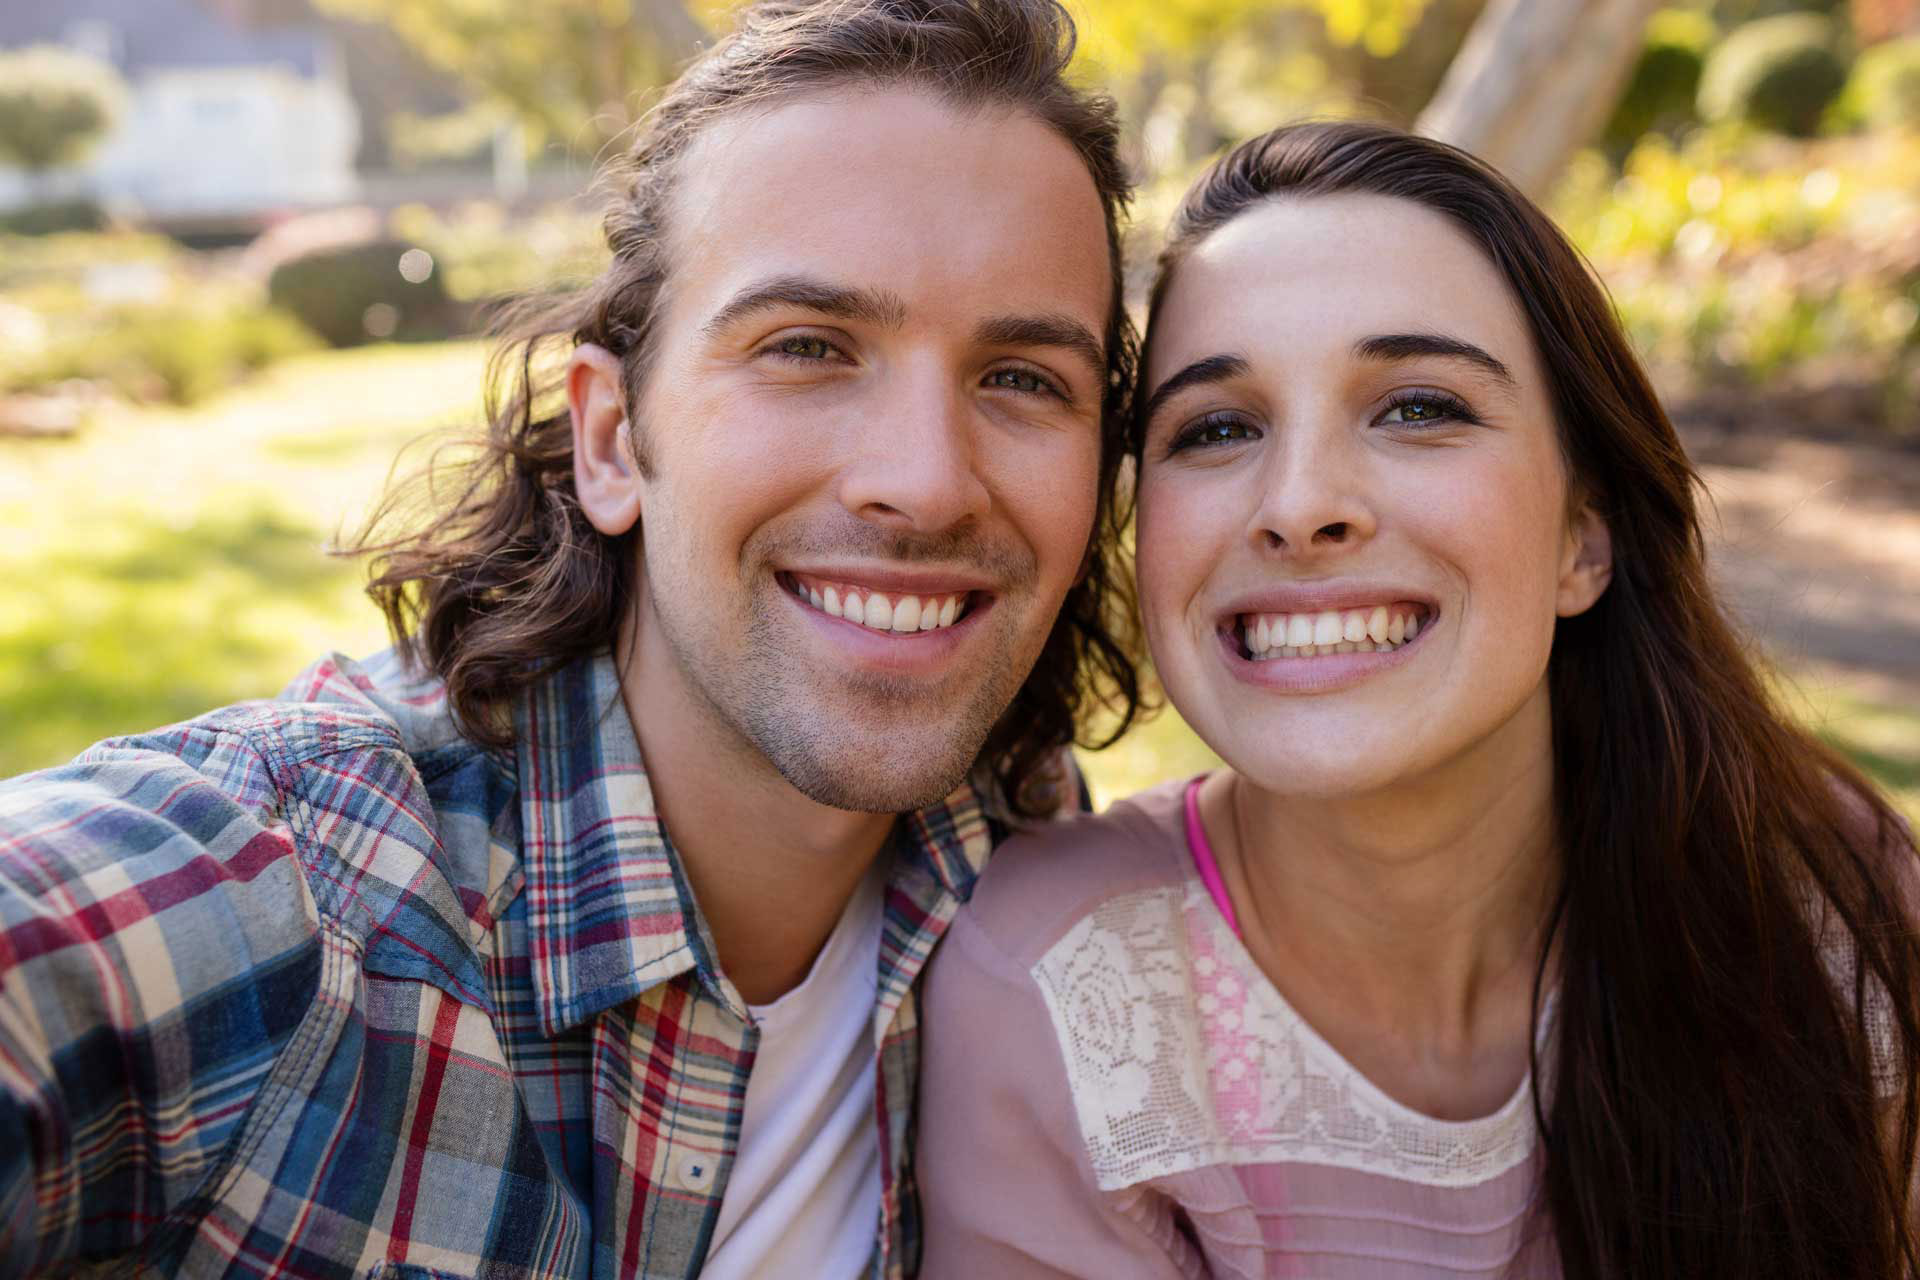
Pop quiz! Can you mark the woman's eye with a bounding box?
[1379,392,1475,427]
[986,367,1059,397]
[1169,413,1257,453]
[772,335,836,360]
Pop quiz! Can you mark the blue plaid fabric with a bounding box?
[0,651,1001,1278]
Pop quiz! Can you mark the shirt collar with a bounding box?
[516,652,996,1038]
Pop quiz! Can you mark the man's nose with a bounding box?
[1247,419,1378,556]
[835,365,992,533]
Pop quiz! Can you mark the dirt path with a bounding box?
[1683,423,1920,707]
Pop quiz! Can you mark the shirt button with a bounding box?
[675,1152,717,1192]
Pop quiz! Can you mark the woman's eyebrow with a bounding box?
[1140,353,1251,422]
[1354,332,1515,387]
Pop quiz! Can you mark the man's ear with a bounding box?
[1556,497,1614,618]
[569,344,642,536]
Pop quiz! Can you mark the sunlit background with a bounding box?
[1,0,1916,819]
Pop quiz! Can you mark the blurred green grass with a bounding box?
[4,340,1915,829]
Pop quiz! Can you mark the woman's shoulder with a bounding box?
[961,776,1197,969]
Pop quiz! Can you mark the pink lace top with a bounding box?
[917,779,1555,1278]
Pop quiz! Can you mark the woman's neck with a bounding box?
[1207,685,1561,1119]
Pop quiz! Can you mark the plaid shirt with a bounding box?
[0,651,1005,1279]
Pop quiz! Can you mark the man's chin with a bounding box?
[773,747,975,815]
[749,719,987,815]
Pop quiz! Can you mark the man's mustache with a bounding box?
[749,523,1038,589]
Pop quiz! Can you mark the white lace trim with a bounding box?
[1031,880,1541,1192]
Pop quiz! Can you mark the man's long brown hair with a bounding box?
[347,0,1145,819]
[1146,121,1920,1278]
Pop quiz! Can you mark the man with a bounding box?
[0,0,1143,1274]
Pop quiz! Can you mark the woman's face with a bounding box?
[1136,193,1612,798]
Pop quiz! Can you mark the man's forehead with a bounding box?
[662,85,1113,327]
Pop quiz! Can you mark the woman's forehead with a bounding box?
[1147,193,1538,384]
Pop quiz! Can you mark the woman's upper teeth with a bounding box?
[1241,605,1424,658]
[792,572,967,633]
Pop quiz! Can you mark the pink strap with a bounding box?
[1183,776,1242,938]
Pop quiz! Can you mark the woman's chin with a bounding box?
[1211,732,1429,801]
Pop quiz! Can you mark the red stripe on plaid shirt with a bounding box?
[391,989,468,1256]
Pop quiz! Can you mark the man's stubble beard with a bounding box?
[643,531,1042,815]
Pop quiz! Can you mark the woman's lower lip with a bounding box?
[1215,622,1427,691]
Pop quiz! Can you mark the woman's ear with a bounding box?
[1556,498,1614,618]
[570,344,643,536]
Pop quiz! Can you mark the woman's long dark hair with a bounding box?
[1145,121,1920,1279]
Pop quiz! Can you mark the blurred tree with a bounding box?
[1074,0,1462,177]
[0,46,127,178]
[1603,8,1717,151]
[309,0,711,153]
[1418,0,1664,195]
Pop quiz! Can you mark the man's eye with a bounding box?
[772,335,836,360]
[985,367,1060,397]
[1168,413,1257,453]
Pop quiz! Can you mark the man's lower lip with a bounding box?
[781,581,991,668]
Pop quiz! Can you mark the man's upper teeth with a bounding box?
[794,573,968,633]
[1242,606,1424,658]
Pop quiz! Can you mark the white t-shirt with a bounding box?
[701,858,887,1279]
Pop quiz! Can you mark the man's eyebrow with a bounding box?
[1354,332,1516,387]
[1140,353,1252,423]
[973,313,1106,385]
[703,275,908,336]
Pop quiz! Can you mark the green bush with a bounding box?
[6,302,318,405]
[1831,36,1920,131]
[0,46,126,173]
[0,201,107,236]
[1606,9,1717,148]
[1698,14,1850,137]
[267,239,452,347]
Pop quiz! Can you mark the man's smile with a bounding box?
[783,570,979,634]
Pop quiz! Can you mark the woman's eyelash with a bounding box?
[1379,389,1479,427]
[1165,411,1258,455]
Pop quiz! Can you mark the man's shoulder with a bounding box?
[1,649,503,967]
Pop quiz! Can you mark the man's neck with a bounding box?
[615,632,898,1008]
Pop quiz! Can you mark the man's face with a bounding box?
[618,87,1112,812]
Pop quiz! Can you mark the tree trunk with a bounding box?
[1414,0,1664,198]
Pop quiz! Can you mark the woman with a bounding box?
[916,121,1920,1279]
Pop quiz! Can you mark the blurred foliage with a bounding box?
[1698,13,1850,136]
[1556,129,1920,431]
[1605,9,1718,150]
[1830,34,1920,130]
[0,201,107,236]
[5,304,317,405]
[388,202,607,302]
[1076,0,1435,77]
[309,0,708,154]
[0,233,318,405]
[268,238,454,347]
[0,46,126,174]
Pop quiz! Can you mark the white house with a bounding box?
[0,0,359,221]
